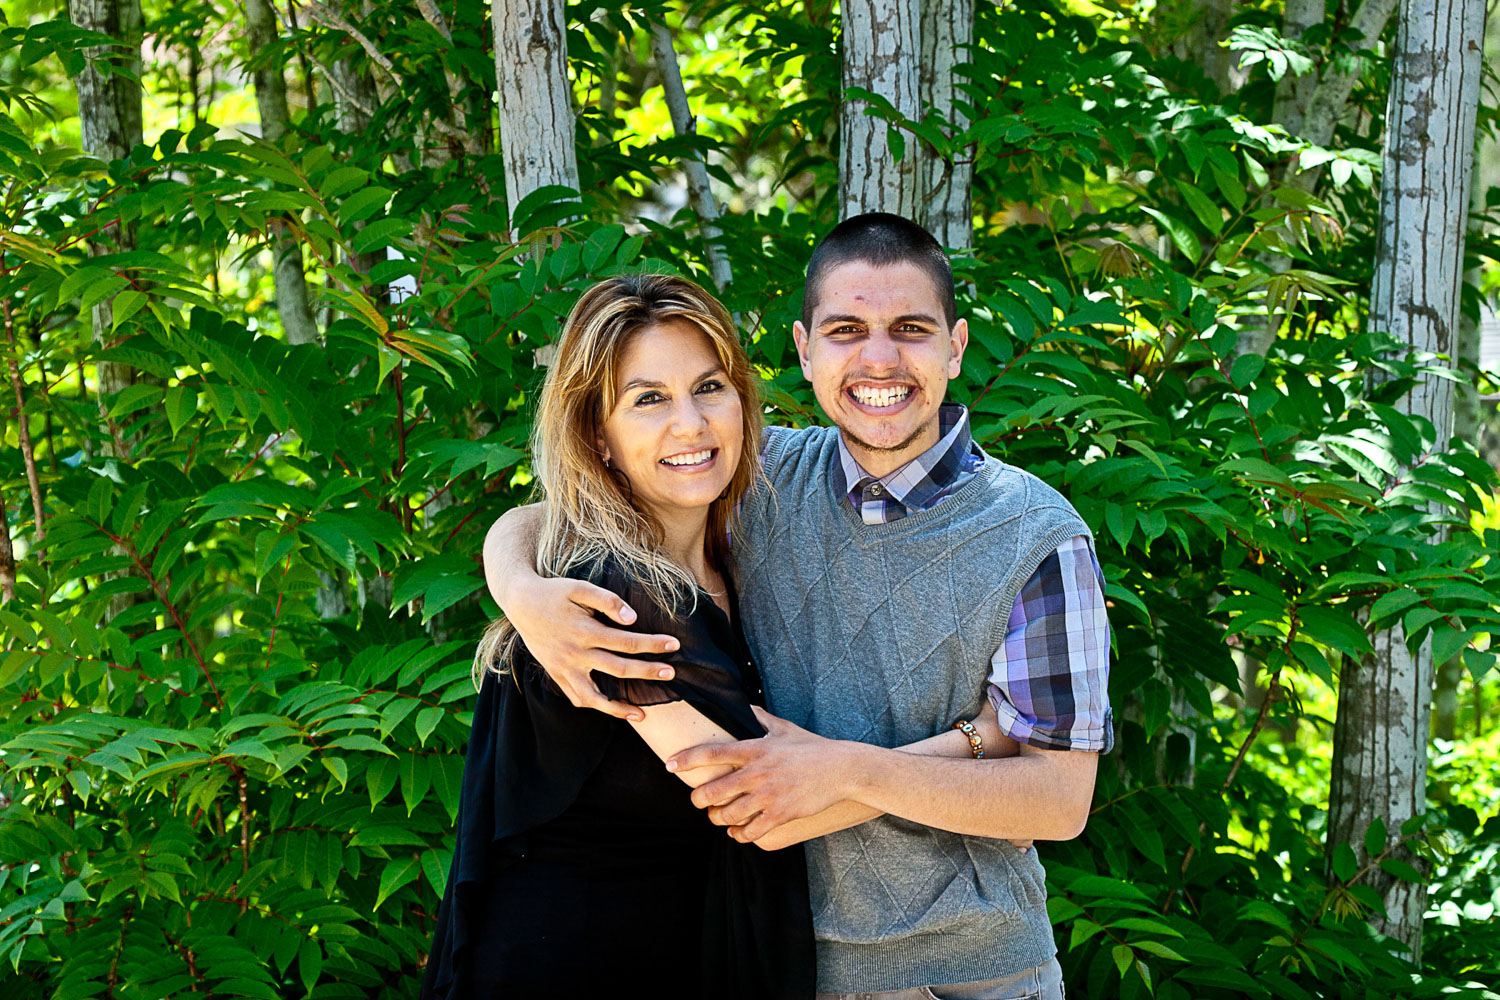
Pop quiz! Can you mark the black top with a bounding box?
[421,558,814,999]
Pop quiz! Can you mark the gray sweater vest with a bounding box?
[733,426,1091,992]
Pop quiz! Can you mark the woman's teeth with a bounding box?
[661,449,713,466]
[850,385,912,408]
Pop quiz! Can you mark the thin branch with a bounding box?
[649,20,732,292]
[4,298,45,543]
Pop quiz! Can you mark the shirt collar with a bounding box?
[834,402,977,509]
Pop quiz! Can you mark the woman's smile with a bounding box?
[660,447,719,469]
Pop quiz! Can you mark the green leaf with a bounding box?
[319,166,369,200]
[1174,179,1224,234]
[1066,874,1153,902]
[1331,841,1357,883]
[400,752,430,815]
[323,734,395,756]
[338,186,394,226]
[1378,857,1424,883]
[1238,899,1294,933]
[373,856,421,909]
[164,386,197,437]
[414,706,443,747]
[321,756,348,790]
[1069,918,1106,951]
[107,383,163,418]
[349,825,427,848]
[111,289,147,331]
[1229,353,1264,388]
[1367,589,1422,625]
[298,938,322,995]
[1141,206,1202,261]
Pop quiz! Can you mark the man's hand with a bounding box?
[484,507,680,722]
[668,707,864,843]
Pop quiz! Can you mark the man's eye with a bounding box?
[695,379,725,394]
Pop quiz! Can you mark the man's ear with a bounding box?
[947,317,969,379]
[792,321,814,379]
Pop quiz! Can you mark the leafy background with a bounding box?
[2,0,1500,997]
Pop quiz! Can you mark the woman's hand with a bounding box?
[485,506,680,721]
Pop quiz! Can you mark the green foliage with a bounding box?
[2,0,1498,997]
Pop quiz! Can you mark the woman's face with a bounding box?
[599,318,744,525]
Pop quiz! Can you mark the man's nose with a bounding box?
[859,330,900,369]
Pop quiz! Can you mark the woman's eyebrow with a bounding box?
[622,367,723,392]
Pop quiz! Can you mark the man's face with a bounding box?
[793,260,968,478]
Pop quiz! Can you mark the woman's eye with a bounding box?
[695,379,724,394]
[634,392,663,406]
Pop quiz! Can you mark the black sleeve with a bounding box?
[586,561,765,741]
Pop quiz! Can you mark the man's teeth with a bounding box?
[851,385,912,408]
[662,449,713,466]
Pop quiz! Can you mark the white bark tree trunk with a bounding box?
[650,22,731,291]
[1274,0,1400,190]
[839,0,921,219]
[67,0,144,455]
[918,0,972,250]
[1176,0,1237,95]
[244,0,319,346]
[1328,0,1486,961]
[492,0,579,224]
[1235,0,1399,359]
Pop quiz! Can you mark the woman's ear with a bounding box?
[597,437,611,468]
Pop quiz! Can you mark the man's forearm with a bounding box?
[835,743,1097,841]
[745,727,1003,850]
[483,504,542,611]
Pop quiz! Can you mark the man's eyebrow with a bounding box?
[815,312,942,329]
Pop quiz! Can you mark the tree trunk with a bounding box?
[1273,0,1399,189]
[1327,0,1486,962]
[491,0,579,224]
[649,22,731,291]
[244,0,319,346]
[917,0,972,250]
[1234,0,1399,360]
[1176,0,1237,95]
[839,0,921,219]
[66,0,145,428]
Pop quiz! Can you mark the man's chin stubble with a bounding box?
[841,418,935,456]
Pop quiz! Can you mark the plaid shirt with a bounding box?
[834,404,1114,753]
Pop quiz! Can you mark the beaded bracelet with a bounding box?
[953,718,985,758]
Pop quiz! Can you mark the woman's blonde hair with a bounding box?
[473,274,764,684]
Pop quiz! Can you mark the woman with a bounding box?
[421,275,815,999]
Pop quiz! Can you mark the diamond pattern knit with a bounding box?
[732,426,1092,993]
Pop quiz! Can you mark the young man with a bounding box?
[483,214,1112,1000]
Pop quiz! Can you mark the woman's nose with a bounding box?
[670,398,710,435]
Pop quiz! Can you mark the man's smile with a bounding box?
[846,383,912,413]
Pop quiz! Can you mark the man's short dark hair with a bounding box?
[801,212,956,330]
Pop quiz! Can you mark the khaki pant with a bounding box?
[816,956,1065,1000]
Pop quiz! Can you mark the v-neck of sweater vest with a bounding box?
[817,437,1006,543]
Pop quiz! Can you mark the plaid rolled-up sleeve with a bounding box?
[987,534,1114,753]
